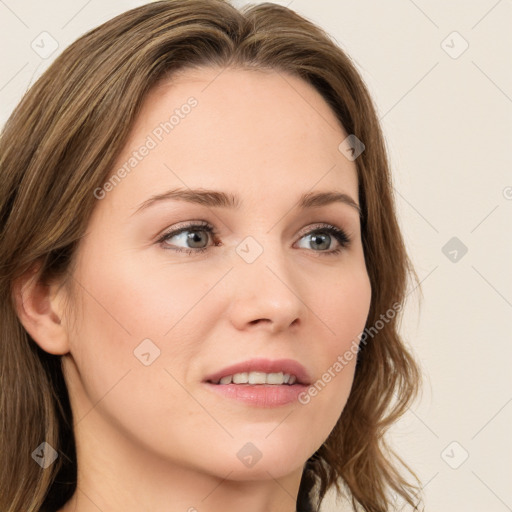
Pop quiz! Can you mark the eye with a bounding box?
[295,224,351,255]
[157,221,218,255]
[156,221,351,256]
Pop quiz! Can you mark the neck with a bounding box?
[57,409,303,512]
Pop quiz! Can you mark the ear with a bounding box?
[13,264,70,355]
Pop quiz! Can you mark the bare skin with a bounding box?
[17,67,371,512]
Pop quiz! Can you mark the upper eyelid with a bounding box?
[296,222,349,238]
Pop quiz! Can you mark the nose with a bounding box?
[227,241,308,334]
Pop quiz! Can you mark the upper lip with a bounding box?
[203,358,311,385]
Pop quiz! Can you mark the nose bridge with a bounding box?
[228,232,307,331]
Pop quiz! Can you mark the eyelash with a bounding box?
[156,220,351,257]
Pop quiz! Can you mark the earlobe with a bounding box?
[13,265,70,355]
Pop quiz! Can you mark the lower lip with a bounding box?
[203,382,308,407]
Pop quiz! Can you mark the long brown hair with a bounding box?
[0,1,422,510]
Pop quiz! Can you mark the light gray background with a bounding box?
[1,1,511,511]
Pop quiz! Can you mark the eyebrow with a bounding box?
[132,188,362,218]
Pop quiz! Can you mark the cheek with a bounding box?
[301,264,371,426]
[69,242,220,351]
[64,243,227,428]
[81,248,229,341]
[320,263,372,350]
[64,259,214,462]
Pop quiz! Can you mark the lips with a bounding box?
[203,358,312,386]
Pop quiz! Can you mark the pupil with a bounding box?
[312,233,329,250]
[188,231,207,248]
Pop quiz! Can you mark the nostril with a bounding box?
[249,318,271,325]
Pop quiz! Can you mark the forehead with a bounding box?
[102,66,358,214]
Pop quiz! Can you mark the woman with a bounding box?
[0,1,422,511]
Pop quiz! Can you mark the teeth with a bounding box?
[233,372,248,384]
[215,371,298,385]
[266,372,284,384]
[249,371,268,384]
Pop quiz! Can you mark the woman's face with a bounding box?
[62,66,371,480]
